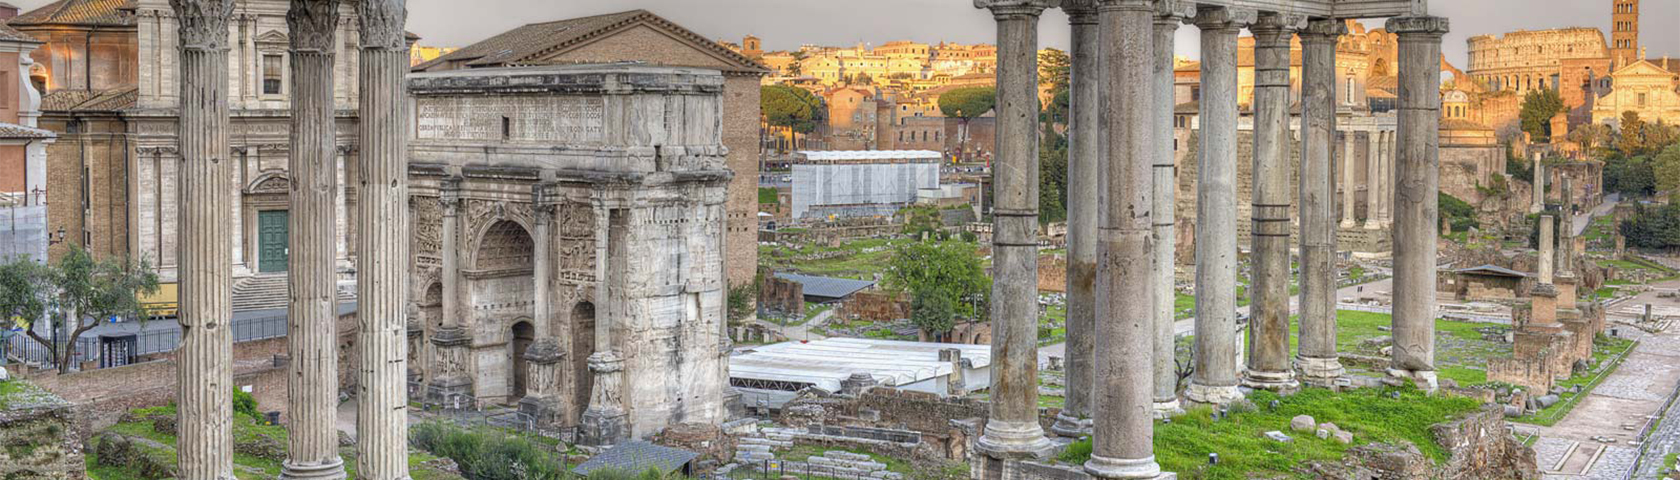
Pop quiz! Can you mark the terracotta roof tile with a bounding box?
[41,87,135,112]
[0,122,54,140]
[417,9,766,75]
[12,0,133,27]
[0,21,37,43]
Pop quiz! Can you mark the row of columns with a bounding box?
[172,0,413,478]
[980,0,1448,476]
[1341,130,1397,229]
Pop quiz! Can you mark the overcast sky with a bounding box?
[9,0,1679,67]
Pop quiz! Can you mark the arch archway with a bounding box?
[571,301,596,418]
[510,319,535,400]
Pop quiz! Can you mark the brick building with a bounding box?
[415,9,767,289]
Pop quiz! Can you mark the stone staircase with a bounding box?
[728,427,904,480]
[231,275,356,312]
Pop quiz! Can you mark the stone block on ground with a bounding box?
[1291,414,1317,432]
[1265,430,1294,443]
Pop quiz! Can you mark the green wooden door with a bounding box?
[258,210,289,273]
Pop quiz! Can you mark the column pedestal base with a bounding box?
[1240,369,1300,392]
[1152,398,1184,419]
[1297,355,1345,386]
[1086,454,1163,479]
[975,420,1055,460]
[280,458,347,480]
[1386,368,1438,392]
[1049,412,1093,437]
[578,408,629,446]
[425,376,473,407]
[1184,382,1244,406]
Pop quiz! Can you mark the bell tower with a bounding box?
[1611,0,1639,68]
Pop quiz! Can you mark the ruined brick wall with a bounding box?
[841,290,908,322]
[0,399,84,479]
[759,275,804,317]
[1488,355,1554,392]
[1037,254,1067,293]
[855,389,987,435]
[1431,406,1540,479]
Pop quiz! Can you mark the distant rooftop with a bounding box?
[1454,264,1529,279]
[571,441,697,477]
[730,337,992,393]
[796,150,943,163]
[773,272,875,301]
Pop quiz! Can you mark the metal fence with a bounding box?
[2,313,289,370]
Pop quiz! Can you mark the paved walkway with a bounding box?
[1531,277,1680,479]
[756,307,833,342]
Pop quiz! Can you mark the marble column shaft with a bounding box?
[1296,19,1346,384]
[520,199,565,422]
[1530,153,1544,213]
[1340,131,1359,228]
[429,178,471,398]
[1186,5,1251,407]
[1086,0,1159,478]
[1378,131,1394,226]
[354,0,411,477]
[1538,215,1555,284]
[1364,131,1381,229]
[282,1,345,478]
[975,0,1054,459]
[1242,12,1300,391]
[1150,2,1191,415]
[1387,16,1450,387]
[172,1,236,478]
[1053,0,1098,438]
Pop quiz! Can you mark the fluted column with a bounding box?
[281,1,344,479]
[1556,178,1580,309]
[1530,152,1544,213]
[173,0,235,478]
[1052,0,1098,438]
[974,0,1055,460]
[1340,131,1359,228]
[428,178,472,401]
[1297,19,1346,385]
[1186,5,1252,407]
[1241,12,1303,392]
[1387,15,1449,391]
[1086,1,1162,478]
[1151,0,1192,417]
[1378,131,1394,227]
[354,0,411,477]
[1364,129,1382,229]
[580,201,629,446]
[519,193,566,424]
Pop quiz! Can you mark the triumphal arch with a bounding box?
[406,64,734,443]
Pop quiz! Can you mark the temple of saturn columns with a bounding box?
[975,0,1446,477]
[167,0,732,477]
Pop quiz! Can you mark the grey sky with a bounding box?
[8,0,1679,68]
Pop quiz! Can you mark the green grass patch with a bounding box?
[1514,335,1638,426]
[1665,452,1678,472]
[758,187,779,204]
[1059,387,1483,479]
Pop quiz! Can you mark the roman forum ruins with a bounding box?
[975,0,1445,477]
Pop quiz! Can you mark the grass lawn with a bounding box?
[1060,387,1483,479]
[1513,335,1639,426]
[1277,310,1505,387]
[760,238,906,278]
[1665,452,1677,472]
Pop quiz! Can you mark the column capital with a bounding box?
[1063,0,1098,23]
[1095,0,1152,12]
[356,0,409,50]
[1192,6,1256,30]
[1155,0,1196,23]
[1300,18,1347,39]
[286,0,341,53]
[1386,16,1449,37]
[974,0,1056,18]
[171,0,236,50]
[1251,12,1308,35]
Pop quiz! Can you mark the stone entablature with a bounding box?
[408,64,732,440]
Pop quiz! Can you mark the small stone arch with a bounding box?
[472,220,535,272]
[244,170,292,196]
[510,318,535,400]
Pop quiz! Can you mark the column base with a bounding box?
[1152,398,1184,419]
[1049,412,1093,437]
[1240,369,1300,392]
[1297,355,1345,386]
[1385,368,1438,392]
[1085,454,1162,479]
[1183,382,1245,406]
[517,394,563,426]
[578,407,630,446]
[975,420,1055,460]
[425,376,474,407]
[280,457,347,480]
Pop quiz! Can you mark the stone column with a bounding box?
[974,0,1054,460]
[354,0,411,477]
[1085,1,1161,478]
[1051,0,1098,438]
[1297,19,1346,385]
[1186,5,1252,407]
[1530,153,1544,214]
[1241,12,1302,392]
[519,190,565,424]
[1151,0,1193,417]
[580,202,629,446]
[171,1,236,477]
[1537,215,1555,285]
[1556,178,1580,309]
[428,178,472,402]
[1340,131,1359,228]
[1378,131,1394,227]
[1386,15,1449,391]
[1364,130,1382,229]
[281,1,345,479]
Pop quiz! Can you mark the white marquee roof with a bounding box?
[796,150,943,162]
[729,337,992,392]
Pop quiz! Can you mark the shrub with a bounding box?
[410,422,566,480]
[232,388,261,423]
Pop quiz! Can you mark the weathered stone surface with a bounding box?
[1290,415,1317,432]
[1264,431,1293,443]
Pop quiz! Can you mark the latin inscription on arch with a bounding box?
[416,96,606,144]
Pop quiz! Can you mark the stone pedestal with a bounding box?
[426,327,474,404]
[579,351,630,446]
[517,340,566,425]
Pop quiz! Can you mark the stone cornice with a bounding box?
[1386,16,1449,36]
[1300,18,1349,39]
[1096,0,1152,12]
[1250,12,1308,34]
[1155,0,1197,22]
[1192,6,1257,30]
[973,0,1056,18]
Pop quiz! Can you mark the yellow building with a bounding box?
[1591,55,1680,127]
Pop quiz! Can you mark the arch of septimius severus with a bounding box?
[974,0,1445,477]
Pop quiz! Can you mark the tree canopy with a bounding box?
[939,87,996,120]
[885,241,990,334]
[761,85,825,134]
[1518,89,1563,143]
[1620,202,1680,250]
[1656,144,1680,194]
[1,246,160,372]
